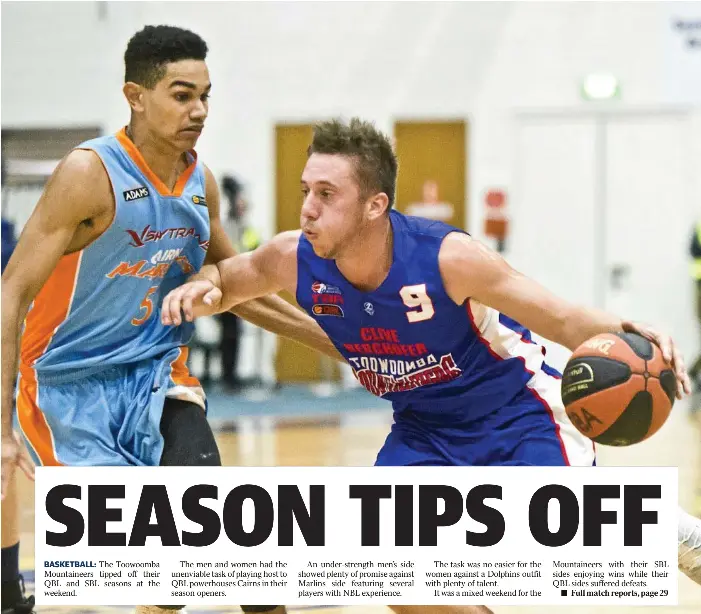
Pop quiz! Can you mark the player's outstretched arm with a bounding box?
[197,166,342,361]
[162,231,298,325]
[439,232,689,398]
[1,149,109,497]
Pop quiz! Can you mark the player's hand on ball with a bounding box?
[161,280,223,325]
[622,320,691,399]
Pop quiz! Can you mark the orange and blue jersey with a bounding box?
[297,210,595,467]
[17,129,209,467]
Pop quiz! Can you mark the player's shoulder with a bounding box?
[440,230,474,251]
[202,162,216,186]
[438,231,506,298]
[437,232,503,305]
[32,148,112,223]
[439,231,491,267]
[186,162,219,220]
[202,163,218,202]
[59,148,108,180]
[270,230,302,256]
[248,230,301,267]
[255,231,300,288]
[47,148,111,205]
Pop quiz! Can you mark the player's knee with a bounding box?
[159,399,222,467]
[240,607,285,613]
[160,430,221,466]
[197,448,221,465]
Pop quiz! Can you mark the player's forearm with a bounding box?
[560,306,624,351]
[1,291,26,438]
[1,343,18,438]
[188,263,222,287]
[215,251,287,313]
[231,295,344,362]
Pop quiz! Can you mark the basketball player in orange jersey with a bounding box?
[163,118,700,604]
[0,25,340,614]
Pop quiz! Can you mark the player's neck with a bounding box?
[126,124,188,191]
[336,217,393,293]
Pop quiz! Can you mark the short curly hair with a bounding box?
[124,25,208,88]
[308,118,398,209]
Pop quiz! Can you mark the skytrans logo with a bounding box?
[126,225,209,251]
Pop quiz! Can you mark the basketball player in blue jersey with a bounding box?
[163,117,701,607]
[0,26,333,614]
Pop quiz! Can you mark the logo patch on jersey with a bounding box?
[126,225,209,250]
[312,304,344,318]
[312,281,342,295]
[192,195,207,207]
[105,254,196,280]
[123,186,150,202]
[352,353,462,397]
[364,302,374,316]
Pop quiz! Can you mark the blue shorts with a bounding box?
[17,346,203,467]
[375,386,596,467]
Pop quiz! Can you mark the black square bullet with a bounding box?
[561,590,567,596]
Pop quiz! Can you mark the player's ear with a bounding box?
[123,82,145,113]
[367,192,389,221]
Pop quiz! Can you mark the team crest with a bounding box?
[312,281,342,295]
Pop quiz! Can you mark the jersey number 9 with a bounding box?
[400,284,435,323]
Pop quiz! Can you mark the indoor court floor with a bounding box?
[15,386,701,614]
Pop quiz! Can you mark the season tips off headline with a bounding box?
[35,333,680,606]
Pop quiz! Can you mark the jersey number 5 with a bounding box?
[132,286,158,326]
[400,284,435,323]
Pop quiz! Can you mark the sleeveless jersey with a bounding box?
[20,128,210,379]
[297,210,562,424]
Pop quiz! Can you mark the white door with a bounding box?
[512,118,599,369]
[604,115,695,360]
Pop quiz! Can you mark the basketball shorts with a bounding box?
[16,346,205,467]
[375,380,596,467]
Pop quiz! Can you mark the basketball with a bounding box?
[561,332,676,446]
